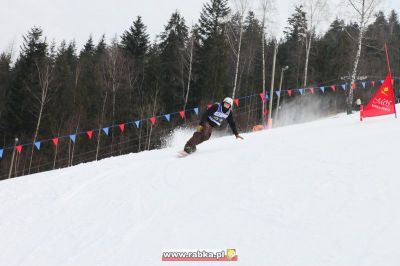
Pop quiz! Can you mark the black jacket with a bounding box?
[200,103,239,135]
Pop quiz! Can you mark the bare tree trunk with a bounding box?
[147,87,159,150]
[96,92,108,160]
[346,0,377,114]
[28,60,54,173]
[183,35,194,112]
[303,35,312,87]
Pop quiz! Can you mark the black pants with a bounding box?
[184,122,213,150]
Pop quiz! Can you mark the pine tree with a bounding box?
[121,16,149,59]
[195,0,231,101]
[159,11,189,111]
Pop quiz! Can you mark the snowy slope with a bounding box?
[1,109,400,266]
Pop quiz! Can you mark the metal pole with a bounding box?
[267,40,278,128]
[275,66,288,121]
[8,137,18,179]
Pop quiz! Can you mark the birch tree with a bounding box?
[28,44,56,173]
[229,0,248,100]
[345,0,380,114]
[301,0,328,87]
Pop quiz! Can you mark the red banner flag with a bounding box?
[361,72,396,120]
[234,98,239,107]
[16,145,22,154]
[310,87,314,94]
[86,130,93,139]
[179,111,185,119]
[150,117,156,125]
[287,89,292,97]
[259,93,265,102]
[119,123,125,132]
[351,82,356,89]
[52,138,59,146]
[331,85,336,92]
[371,80,375,87]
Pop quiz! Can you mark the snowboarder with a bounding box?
[183,97,243,154]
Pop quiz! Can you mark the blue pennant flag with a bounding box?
[362,82,366,88]
[265,93,269,100]
[34,141,41,150]
[341,84,346,90]
[164,114,171,122]
[275,91,281,97]
[102,127,109,135]
[69,134,76,143]
[380,80,384,84]
[135,120,141,128]
[320,86,325,93]
[194,107,199,115]
[0,149,3,158]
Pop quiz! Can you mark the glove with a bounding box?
[196,125,204,132]
[235,134,244,140]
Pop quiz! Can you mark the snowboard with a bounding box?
[177,150,195,158]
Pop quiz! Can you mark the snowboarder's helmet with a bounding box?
[223,97,233,107]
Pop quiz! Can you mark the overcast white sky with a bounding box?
[1,0,399,57]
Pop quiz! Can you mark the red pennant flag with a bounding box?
[259,93,265,102]
[287,89,292,97]
[150,116,156,125]
[207,104,212,109]
[86,130,93,139]
[371,80,375,87]
[52,138,59,146]
[331,85,336,92]
[179,111,185,119]
[16,145,22,154]
[234,98,239,107]
[310,87,314,94]
[119,123,125,132]
[361,72,396,119]
[351,82,356,89]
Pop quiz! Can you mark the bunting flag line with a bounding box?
[1,77,398,159]
[16,145,22,154]
[52,138,59,146]
[87,130,93,139]
[135,120,141,128]
[34,141,41,150]
[119,123,125,132]
[0,149,3,158]
[69,134,76,143]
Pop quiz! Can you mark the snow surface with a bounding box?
[1,109,400,266]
